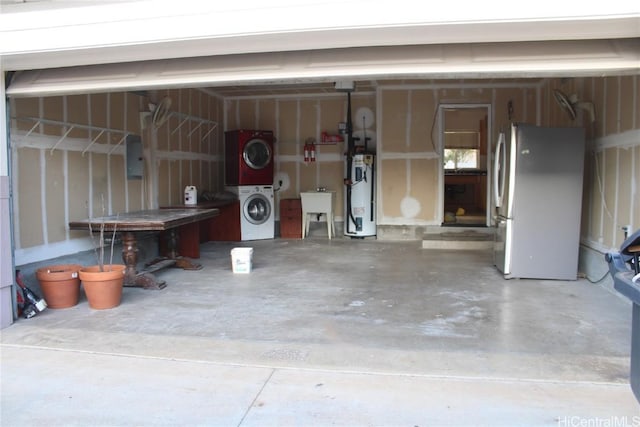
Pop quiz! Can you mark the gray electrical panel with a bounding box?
[126,135,143,180]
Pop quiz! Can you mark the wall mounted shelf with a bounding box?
[12,116,130,156]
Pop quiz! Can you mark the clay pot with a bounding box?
[36,264,82,309]
[79,265,126,310]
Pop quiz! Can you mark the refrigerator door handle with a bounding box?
[493,132,506,207]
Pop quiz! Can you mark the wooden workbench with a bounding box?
[69,208,219,289]
[160,200,240,242]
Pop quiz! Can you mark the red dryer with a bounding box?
[225,130,275,185]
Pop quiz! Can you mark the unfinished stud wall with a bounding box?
[225,93,377,220]
[10,89,223,265]
[225,82,542,229]
[377,83,539,226]
[550,76,640,252]
[151,89,223,208]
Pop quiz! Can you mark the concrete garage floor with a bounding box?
[1,239,639,425]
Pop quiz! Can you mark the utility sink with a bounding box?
[606,228,640,403]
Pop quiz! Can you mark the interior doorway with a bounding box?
[439,105,491,227]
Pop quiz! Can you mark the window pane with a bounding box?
[444,149,479,169]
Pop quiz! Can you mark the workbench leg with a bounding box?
[164,229,203,271]
[122,232,139,283]
[122,231,167,290]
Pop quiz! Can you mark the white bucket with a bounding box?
[231,247,253,274]
[184,186,197,205]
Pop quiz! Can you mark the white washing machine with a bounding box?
[225,185,275,241]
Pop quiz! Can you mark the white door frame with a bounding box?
[437,103,493,227]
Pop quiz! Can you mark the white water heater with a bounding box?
[344,153,376,237]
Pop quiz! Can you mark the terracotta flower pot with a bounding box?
[36,264,82,309]
[79,264,126,310]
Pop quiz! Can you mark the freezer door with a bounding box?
[494,216,512,275]
[509,124,585,280]
[494,124,517,220]
[493,132,506,209]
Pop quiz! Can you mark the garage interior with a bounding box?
[1,1,639,424]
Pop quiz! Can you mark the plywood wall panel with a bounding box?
[43,97,63,136]
[605,77,620,136]
[185,90,198,139]
[110,92,125,133]
[67,95,90,139]
[409,90,435,153]
[381,159,406,218]
[17,148,43,248]
[175,89,189,115]
[619,76,635,133]
[156,120,171,151]
[580,156,592,238]
[111,155,126,215]
[320,161,344,218]
[192,161,201,190]
[299,100,317,144]
[170,160,181,205]
[411,158,438,220]
[90,93,108,134]
[157,159,170,208]
[522,88,537,125]
[45,150,66,244]
[299,162,317,193]
[200,161,209,191]
[237,99,256,129]
[125,93,142,134]
[588,153,604,241]
[602,147,618,246]
[494,88,516,131]
[91,153,109,217]
[381,91,408,152]
[12,98,39,132]
[257,99,276,131]
[181,160,191,195]
[616,147,632,247]
[496,88,524,124]
[319,98,343,136]
[581,78,597,140]
[278,100,298,155]
[166,117,181,152]
[127,177,143,212]
[213,161,224,193]
[593,79,606,138]
[225,99,238,130]
[67,151,90,219]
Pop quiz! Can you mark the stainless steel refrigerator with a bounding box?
[494,123,585,280]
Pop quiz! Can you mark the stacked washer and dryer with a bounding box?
[224,130,275,241]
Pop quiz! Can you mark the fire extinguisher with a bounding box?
[304,140,310,163]
[304,138,316,164]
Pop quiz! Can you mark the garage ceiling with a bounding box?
[6,39,640,97]
[1,1,639,97]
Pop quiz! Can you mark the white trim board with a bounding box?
[593,129,640,151]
